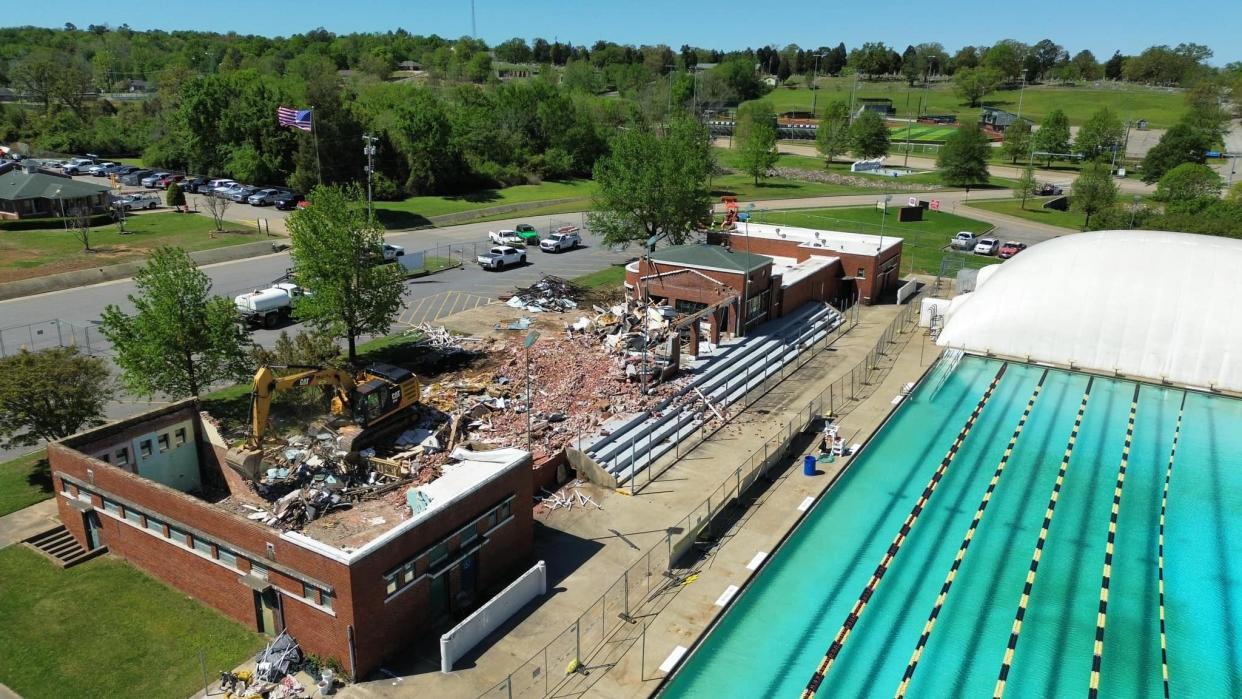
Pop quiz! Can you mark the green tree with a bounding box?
[815,100,852,167]
[734,101,779,185]
[1155,163,1222,202]
[936,123,992,187]
[900,45,922,86]
[953,66,1003,107]
[1074,107,1126,160]
[982,40,1027,79]
[1228,181,1242,203]
[100,247,250,398]
[1032,109,1071,166]
[588,116,713,247]
[288,185,406,365]
[1140,123,1213,183]
[165,182,186,210]
[0,347,113,449]
[714,57,766,102]
[1016,165,1039,209]
[849,111,890,159]
[465,53,493,83]
[1073,162,1118,229]
[999,121,1033,164]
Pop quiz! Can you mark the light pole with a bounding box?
[848,72,859,122]
[523,330,540,453]
[879,194,891,252]
[739,203,755,339]
[1015,72,1027,121]
[1130,195,1142,230]
[362,134,378,221]
[810,52,827,116]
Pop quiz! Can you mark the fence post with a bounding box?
[623,570,630,618]
[544,647,549,695]
[576,620,581,666]
[507,676,513,699]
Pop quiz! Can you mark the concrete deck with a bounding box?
[340,301,930,698]
[0,498,59,549]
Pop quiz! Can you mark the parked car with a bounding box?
[180,176,208,193]
[514,223,541,246]
[120,169,154,186]
[102,164,130,177]
[273,192,305,210]
[974,238,1000,256]
[142,172,170,188]
[998,241,1027,259]
[950,231,978,251]
[62,158,94,175]
[382,243,405,261]
[247,188,283,206]
[112,192,162,211]
[206,178,237,195]
[476,245,525,271]
[489,229,525,246]
[212,182,244,198]
[158,173,185,189]
[86,162,116,176]
[1037,183,1063,196]
[540,229,582,252]
[226,185,258,203]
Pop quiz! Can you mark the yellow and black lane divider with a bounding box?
[993,376,1094,699]
[1088,383,1142,697]
[893,368,1050,699]
[800,363,1009,698]
[1155,391,1186,699]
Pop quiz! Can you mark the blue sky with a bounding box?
[9,0,1242,64]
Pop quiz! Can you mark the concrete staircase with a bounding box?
[24,525,104,568]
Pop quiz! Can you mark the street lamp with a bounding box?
[523,330,540,453]
[362,134,379,221]
[810,52,827,115]
[1130,195,1142,230]
[879,194,892,252]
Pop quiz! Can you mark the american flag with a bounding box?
[277,106,313,132]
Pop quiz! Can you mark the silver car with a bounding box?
[227,185,258,203]
[141,171,170,188]
[247,188,282,206]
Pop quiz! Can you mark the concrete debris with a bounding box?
[255,631,302,683]
[539,480,603,511]
[506,275,583,313]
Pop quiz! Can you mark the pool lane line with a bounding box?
[800,362,1010,698]
[893,368,1050,699]
[1088,383,1141,697]
[993,375,1094,699]
[1155,391,1186,699]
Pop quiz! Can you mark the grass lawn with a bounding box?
[572,264,628,289]
[0,212,262,283]
[750,205,998,276]
[888,123,959,142]
[754,78,1185,127]
[0,449,52,517]
[712,173,873,200]
[966,197,1088,230]
[0,546,263,699]
[373,179,596,229]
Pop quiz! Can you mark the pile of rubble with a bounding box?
[504,275,582,313]
[538,480,603,512]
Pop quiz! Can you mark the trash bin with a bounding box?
[803,454,816,476]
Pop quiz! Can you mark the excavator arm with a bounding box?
[244,366,356,450]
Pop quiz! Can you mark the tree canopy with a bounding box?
[1032,109,1072,166]
[815,100,852,167]
[849,111,890,159]
[1155,163,1222,202]
[734,101,779,185]
[1073,162,1119,229]
[937,123,992,187]
[1140,123,1213,183]
[1074,107,1125,161]
[0,347,113,449]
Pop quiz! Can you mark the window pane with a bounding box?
[157,434,170,452]
[430,542,448,567]
[385,577,397,595]
[115,448,130,466]
[193,537,212,556]
[321,591,334,610]
[217,548,237,567]
[401,564,415,584]
[168,527,188,543]
[104,500,121,514]
[60,479,73,495]
[139,440,152,458]
[125,509,142,525]
[145,517,163,534]
[174,428,187,446]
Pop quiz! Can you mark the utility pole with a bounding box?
[811,52,827,116]
[1015,73,1027,121]
[362,134,378,221]
[470,0,476,38]
[904,87,914,168]
[878,194,891,253]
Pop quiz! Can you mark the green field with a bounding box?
[713,148,1019,193]
[888,124,959,143]
[0,449,51,517]
[750,205,998,275]
[966,197,1089,230]
[373,179,596,228]
[0,212,262,283]
[756,78,1186,128]
[0,547,263,699]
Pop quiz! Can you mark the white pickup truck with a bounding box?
[539,228,582,252]
[477,245,526,271]
[950,231,979,251]
[489,229,525,246]
[113,192,162,211]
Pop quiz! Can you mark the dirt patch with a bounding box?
[0,248,145,284]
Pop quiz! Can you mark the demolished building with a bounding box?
[47,400,533,679]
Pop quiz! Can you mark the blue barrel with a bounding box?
[803,455,816,476]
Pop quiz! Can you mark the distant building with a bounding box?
[396,60,422,72]
[980,106,1033,132]
[0,162,111,220]
[856,98,895,118]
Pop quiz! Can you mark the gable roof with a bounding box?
[0,167,110,201]
[651,244,772,273]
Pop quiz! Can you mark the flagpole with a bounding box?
[311,106,322,185]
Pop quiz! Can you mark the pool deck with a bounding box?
[585,307,940,699]
[339,301,932,699]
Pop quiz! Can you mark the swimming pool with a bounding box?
[662,355,1242,698]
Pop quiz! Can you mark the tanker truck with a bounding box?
[234,282,305,329]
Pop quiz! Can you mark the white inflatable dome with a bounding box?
[936,230,1242,392]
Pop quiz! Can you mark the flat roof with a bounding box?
[735,223,903,257]
[770,255,838,287]
[651,244,773,273]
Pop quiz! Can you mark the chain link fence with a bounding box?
[481,297,922,698]
[0,318,110,357]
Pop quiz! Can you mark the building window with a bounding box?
[173,427,187,447]
[60,479,74,496]
[385,576,398,595]
[251,562,269,579]
[168,526,188,544]
[145,516,164,535]
[99,453,111,464]
[157,434,170,453]
[500,499,512,520]
[217,548,238,568]
[857,267,866,279]
[103,499,121,515]
[400,561,416,585]
[139,440,152,459]
[321,590,334,610]
[115,447,130,467]
[124,508,142,526]
[429,542,449,569]
[460,524,479,548]
[193,537,213,556]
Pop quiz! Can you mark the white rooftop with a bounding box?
[937,230,1242,392]
[770,255,838,287]
[735,223,903,256]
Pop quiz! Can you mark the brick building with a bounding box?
[624,226,902,344]
[48,401,534,679]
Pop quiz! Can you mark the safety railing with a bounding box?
[0,318,110,357]
[480,296,922,698]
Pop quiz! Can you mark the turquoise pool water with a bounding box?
[662,355,1242,698]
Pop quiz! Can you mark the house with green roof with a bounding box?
[0,162,112,221]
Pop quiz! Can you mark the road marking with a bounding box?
[746,552,767,571]
[798,496,815,512]
[714,585,739,607]
[659,646,688,674]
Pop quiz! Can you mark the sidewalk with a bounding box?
[0,499,59,549]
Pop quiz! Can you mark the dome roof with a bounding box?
[936,230,1242,392]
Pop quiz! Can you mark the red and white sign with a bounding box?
[908,196,918,207]
[930,199,941,211]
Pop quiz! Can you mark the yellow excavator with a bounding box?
[225,362,421,476]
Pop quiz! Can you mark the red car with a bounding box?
[998,241,1027,259]
[157,173,184,189]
